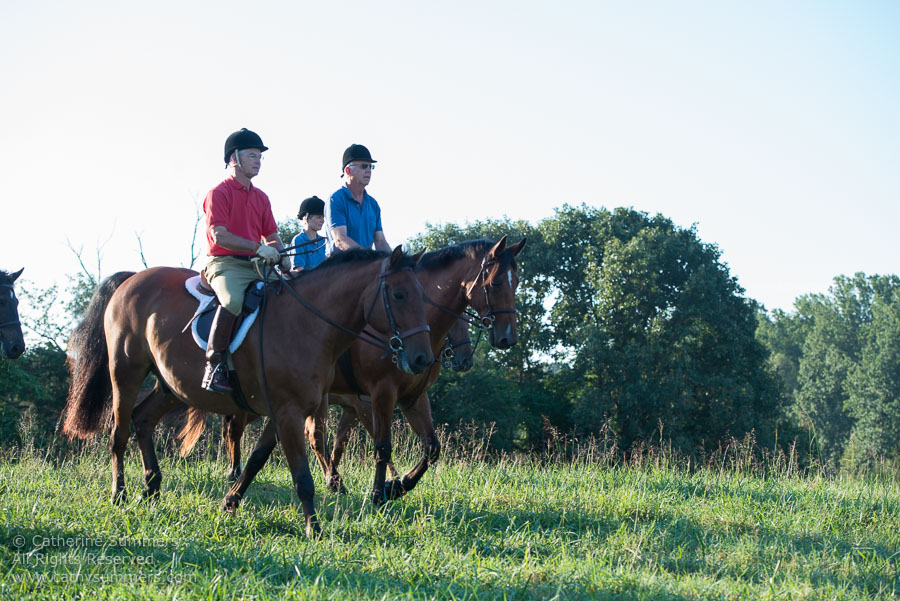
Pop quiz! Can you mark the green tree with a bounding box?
[843,275,900,468]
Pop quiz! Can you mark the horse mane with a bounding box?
[314,248,418,272]
[0,270,12,283]
[417,239,518,285]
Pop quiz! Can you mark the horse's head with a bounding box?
[369,246,434,375]
[441,316,474,372]
[465,235,526,350]
[0,268,25,359]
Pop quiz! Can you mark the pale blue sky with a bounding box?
[2,1,898,314]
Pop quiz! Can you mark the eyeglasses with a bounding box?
[240,151,264,161]
[351,162,374,170]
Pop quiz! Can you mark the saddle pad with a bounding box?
[184,275,262,354]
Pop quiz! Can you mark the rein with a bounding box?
[280,236,326,258]
[0,284,20,329]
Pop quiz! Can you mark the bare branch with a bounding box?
[66,240,98,287]
[187,195,203,269]
[135,232,150,269]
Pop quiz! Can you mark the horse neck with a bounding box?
[419,257,479,344]
[282,260,382,342]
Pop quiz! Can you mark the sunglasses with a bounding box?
[352,163,375,170]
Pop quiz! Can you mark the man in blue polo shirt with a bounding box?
[325,144,392,256]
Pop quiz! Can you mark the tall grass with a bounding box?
[1,416,898,600]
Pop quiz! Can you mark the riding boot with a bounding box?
[202,306,239,393]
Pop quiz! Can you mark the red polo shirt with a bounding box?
[203,176,278,256]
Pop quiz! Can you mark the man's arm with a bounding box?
[263,232,286,252]
[373,231,391,253]
[331,226,362,252]
[210,226,263,254]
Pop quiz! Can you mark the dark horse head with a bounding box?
[0,268,25,359]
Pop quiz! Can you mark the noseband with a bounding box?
[0,284,21,329]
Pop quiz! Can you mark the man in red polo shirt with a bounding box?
[201,128,289,393]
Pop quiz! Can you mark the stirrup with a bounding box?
[202,361,232,393]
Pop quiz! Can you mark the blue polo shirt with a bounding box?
[290,231,326,270]
[325,185,383,256]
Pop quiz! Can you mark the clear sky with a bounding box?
[2,0,898,313]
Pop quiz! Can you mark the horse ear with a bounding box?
[488,235,508,259]
[389,245,404,267]
[508,237,527,257]
[411,248,426,265]
[11,268,23,282]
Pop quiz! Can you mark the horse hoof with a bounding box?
[327,475,348,495]
[385,479,407,501]
[112,489,127,505]
[370,490,387,507]
[306,521,323,540]
[222,495,241,514]
[141,488,161,503]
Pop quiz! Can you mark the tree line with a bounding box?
[2,204,898,470]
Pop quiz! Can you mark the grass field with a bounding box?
[1,423,898,600]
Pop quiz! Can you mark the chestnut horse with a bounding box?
[175,236,525,508]
[61,247,433,537]
[0,268,25,359]
[186,314,475,483]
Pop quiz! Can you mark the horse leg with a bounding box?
[330,405,359,478]
[132,383,181,500]
[276,413,322,539]
[387,391,440,500]
[108,355,147,505]
[305,397,345,494]
[351,396,399,479]
[369,387,399,506]
[222,413,249,481]
[223,418,277,513]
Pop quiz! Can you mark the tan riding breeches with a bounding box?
[204,256,278,316]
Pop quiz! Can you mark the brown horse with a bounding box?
[175,236,526,508]
[200,315,475,483]
[61,247,433,537]
[0,268,25,359]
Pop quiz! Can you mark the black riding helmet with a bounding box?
[224,128,269,164]
[342,144,377,170]
[298,196,325,219]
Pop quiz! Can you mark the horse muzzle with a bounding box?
[1,339,25,359]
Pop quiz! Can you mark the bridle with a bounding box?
[0,284,21,330]
[362,258,432,365]
[439,331,472,370]
[468,254,518,330]
[423,251,518,352]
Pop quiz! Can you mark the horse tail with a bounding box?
[178,407,210,457]
[61,271,137,439]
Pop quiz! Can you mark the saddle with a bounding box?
[183,274,266,354]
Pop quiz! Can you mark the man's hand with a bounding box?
[280,256,292,273]
[255,243,280,265]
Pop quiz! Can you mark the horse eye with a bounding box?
[392,290,406,301]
